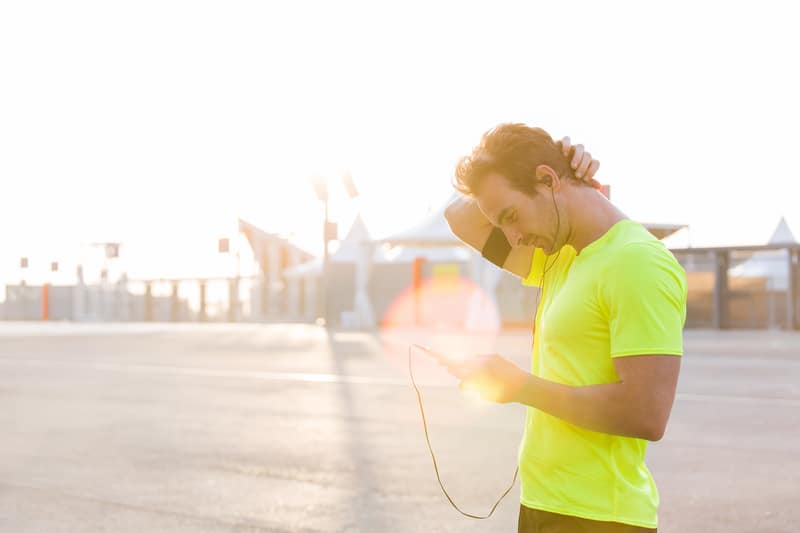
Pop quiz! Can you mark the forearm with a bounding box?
[514,374,663,441]
[444,196,493,252]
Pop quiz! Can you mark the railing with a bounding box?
[671,244,800,330]
[2,276,265,323]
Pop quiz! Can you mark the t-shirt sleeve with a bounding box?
[601,243,688,358]
[522,248,548,287]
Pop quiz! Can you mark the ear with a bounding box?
[534,165,561,190]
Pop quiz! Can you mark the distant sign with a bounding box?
[218,238,230,253]
[432,263,460,277]
[325,221,338,242]
[51,261,59,272]
[105,243,119,258]
[20,257,28,269]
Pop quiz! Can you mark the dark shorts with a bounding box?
[518,505,657,533]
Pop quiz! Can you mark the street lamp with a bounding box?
[309,172,359,326]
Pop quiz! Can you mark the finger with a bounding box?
[446,360,479,379]
[461,355,491,372]
[447,366,470,379]
[585,159,600,180]
[447,363,476,379]
[458,356,491,378]
[575,151,592,178]
[571,144,585,169]
[559,136,572,156]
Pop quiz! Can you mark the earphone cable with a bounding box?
[408,346,519,519]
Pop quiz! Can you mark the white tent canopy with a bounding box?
[767,216,797,245]
[327,215,372,263]
[730,217,797,290]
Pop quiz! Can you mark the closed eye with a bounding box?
[497,207,516,226]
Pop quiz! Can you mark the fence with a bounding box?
[672,244,800,330]
[4,244,799,330]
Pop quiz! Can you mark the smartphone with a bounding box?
[413,344,465,375]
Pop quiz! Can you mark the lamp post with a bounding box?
[43,260,58,321]
[310,172,359,327]
[310,176,331,325]
[20,257,28,320]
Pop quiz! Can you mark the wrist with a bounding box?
[512,372,536,404]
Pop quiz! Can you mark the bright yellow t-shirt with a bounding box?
[519,219,687,529]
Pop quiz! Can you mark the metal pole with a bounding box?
[199,280,207,322]
[788,248,799,330]
[42,283,49,321]
[171,281,180,322]
[261,247,269,319]
[144,281,153,322]
[712,250,729,329]
[322,195,329,326]
[228,277,238,322]
[233,250,241,322]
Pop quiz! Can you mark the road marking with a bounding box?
[2,356,800,406]
[0,357,425,387]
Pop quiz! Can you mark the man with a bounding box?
[443,123,687,532]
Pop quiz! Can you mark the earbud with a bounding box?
[538,176,552,187]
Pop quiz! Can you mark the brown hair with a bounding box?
[454,123,589,197]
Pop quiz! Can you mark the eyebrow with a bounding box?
[496,207,514,226]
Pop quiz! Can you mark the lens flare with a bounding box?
[380,274,500,382]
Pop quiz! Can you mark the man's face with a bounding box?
[474,172,562,255]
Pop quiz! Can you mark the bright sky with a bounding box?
[1,1,798,290]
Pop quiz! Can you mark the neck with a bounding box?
[563,187,628,254]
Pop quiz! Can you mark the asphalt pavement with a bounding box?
[0,323,798,532]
